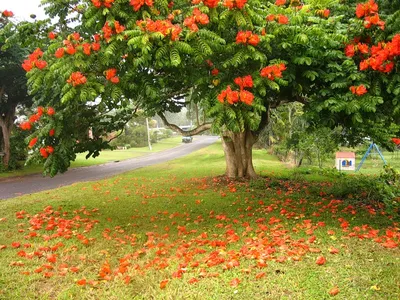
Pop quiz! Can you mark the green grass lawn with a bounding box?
[0,137,182,179]
[0,144,399,299]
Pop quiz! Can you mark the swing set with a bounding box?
[356,138,400,172]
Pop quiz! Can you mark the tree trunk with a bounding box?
[221,129,258,179]
[0,114,13,169]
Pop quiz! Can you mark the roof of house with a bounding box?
[335,152,355,158]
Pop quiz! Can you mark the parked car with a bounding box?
[182,136,193,143]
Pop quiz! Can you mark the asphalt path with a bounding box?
[0,135,218,200]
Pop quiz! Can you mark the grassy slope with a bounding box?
[0,137,182,178]
[0,144,399,299]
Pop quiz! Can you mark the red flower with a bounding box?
[236,31,259,46]
[20,122,32,131]
[47,107,55,116]
[114,21,125,33]
[35,60,47,70]
[66,45,76,55]
[130,0,154,11]
[211,68,219,76]
[110,76,120,84]
[67,72,87,86]
[203,0,219,8]
[357,43,369,54]
[275,0,286,5]
[260,63,286,80]
[2,10,14,17]
[266,14,275,22]
[323,9,330,18]
[239,90,254,105]
[11,242,21,248]
[76,279,86,286]
[344,44,355,57]
[22,60,34,72]
[29,114,40,123]
[48,32,57,39]
[49,129,55,137]
[235,0,247,8]
[82,43,91,55]
[105,68,117,80]
[91,0,102,7]
[55,48,65,58]
[329,286,339,296]
[356,0,378,18]
[316,256,326,265]
[28,138,38,148]
[350,84,367,96]
[92,42,101,51]
[37,107,44,116]
[71,32,80,41]
[40,148,49,158]
[159,279,169,289]
[229,278,241,287]
[46,146,54,154]
[278,15,289,24]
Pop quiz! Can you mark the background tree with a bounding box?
[0,11,33,169]
[20,0,400,177]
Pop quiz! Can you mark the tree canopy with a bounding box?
[13,0,400,177]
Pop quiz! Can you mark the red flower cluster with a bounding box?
[91,0,115,8]
[54,33,101,59]
[275,0,286,6]
[236,31,260,46]
[359,34,400,73]
[344,42,369,57]
[191,0,219,8]
[22,48,47,72]
[260,63,286,80]
[105,68,119,84]
[316,9,330,18]
[349,84,367,96]
[222,0,247,9]
[40,146,54,158]
[48,32,57,40]
[234,75,253,89]
[67,72,87,86]
[20,107,55,131]
[184,8,209,32]
[2,10,14,17]
[356,0,378,18]
[218,75,254,105]
[29,137,38,149]
[114,21,125,34]
[266,14,289,24]
[356,0,384,30]
[391,138,400,146]
[130,0,153,11]
[136,19,182,41]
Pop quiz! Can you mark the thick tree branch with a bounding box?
[158,113,212,136]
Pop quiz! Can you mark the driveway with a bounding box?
[0,135,218,200]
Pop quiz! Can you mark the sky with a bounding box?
[2,0,47,21]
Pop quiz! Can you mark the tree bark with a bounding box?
[0,111,14,169]
[221,129,257,179]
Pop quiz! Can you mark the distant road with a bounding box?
[0,135,218,200]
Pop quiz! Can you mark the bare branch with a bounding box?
[158,113,212,136]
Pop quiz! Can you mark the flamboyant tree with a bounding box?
[17,0,400,177]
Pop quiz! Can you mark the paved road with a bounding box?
[0,135,218,200]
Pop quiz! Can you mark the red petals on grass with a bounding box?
[229,278,241,287]
[316,256,326,265]
[329,286,340,296]
[160,279,169,289]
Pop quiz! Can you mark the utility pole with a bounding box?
[146,118,152,151]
